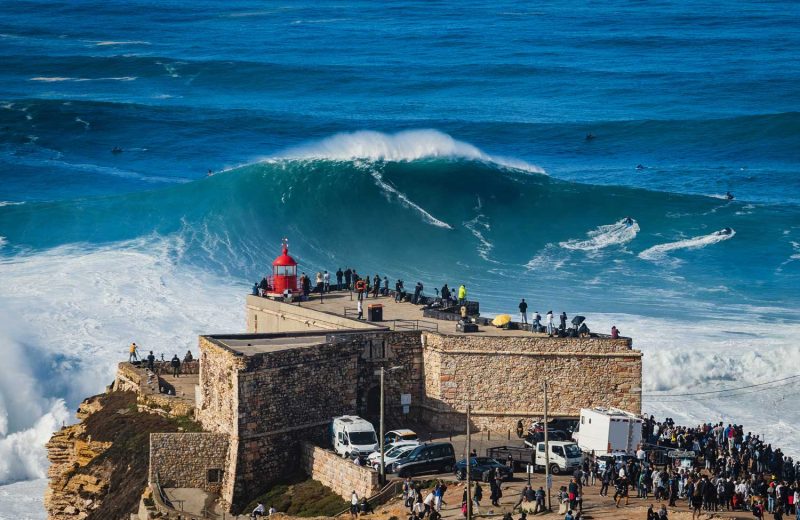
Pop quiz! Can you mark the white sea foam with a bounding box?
[0,478,48,520]
[0,201,24,207]
[560,219,640,251]
[463,214,497,262]
[638,229,735,261]
[0,237,6,248]
[367,168,452,229]
[0,236,243,489]
[278,129,546,174]
[93,40,150,46]
[74,117,89,130]
[30,76,137,82]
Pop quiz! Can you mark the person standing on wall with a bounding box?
[458,284,467,306]
[546,311,554,336]
[147,350,155,372]
[344,267,352,290]
[170,354,181,378]
[560,311,568,334]
[323,270,330,293]
[336,268,343,290]
[373,274,381,298]
[519,299,528,324]
[129,342,139,362]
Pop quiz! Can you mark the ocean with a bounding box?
[1,1,799,517]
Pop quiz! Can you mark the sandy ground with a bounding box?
[366,473,756,520]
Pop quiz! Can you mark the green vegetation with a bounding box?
[244,474,349,517]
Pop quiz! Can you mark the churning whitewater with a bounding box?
[1,0,800,516]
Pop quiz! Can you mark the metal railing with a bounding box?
[391,319,439,332]
[335,479,406,517]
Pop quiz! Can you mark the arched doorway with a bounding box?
[364,385,380,420]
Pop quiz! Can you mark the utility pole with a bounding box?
[466,395,472,520]
[543,381,551,511]
[379,366,385,485]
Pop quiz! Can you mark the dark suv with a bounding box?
[393,442,456,477]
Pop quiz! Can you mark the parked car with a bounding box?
[454,457,514,482]
[393,442,456,477]
[524,429,569,447]
[384,429,419,448]
[366,443,417,471]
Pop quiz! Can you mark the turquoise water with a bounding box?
[1,1,800,507]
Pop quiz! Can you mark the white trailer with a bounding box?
[572,407,643,456]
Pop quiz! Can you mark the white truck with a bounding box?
[572,407,643,456]
[534,441,583,474]
[331,415,379,458]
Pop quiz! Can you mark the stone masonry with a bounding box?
[149,433,229,494]
[156,295,643,514]
[300,442,380,501]
[421,332,641,431]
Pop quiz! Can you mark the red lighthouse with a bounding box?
[268,238,298,297]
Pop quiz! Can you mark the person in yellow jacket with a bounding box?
[457,284,467,306]
[129,342,139,362]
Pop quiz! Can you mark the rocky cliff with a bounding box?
[45,390,198,520]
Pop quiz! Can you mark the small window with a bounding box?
[581,417,585,425]
[207,469,223,483]
[538,444,545,452]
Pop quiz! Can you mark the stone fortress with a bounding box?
[93,245,643,517]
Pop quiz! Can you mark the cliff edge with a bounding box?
[45,390,196,520]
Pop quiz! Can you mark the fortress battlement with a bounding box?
[174,291,642,511]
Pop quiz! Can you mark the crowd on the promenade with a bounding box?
[252,266,619,335]
[523,417,800,520]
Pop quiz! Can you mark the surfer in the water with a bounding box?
[623,217,634,226]
[585,132,595,141]
[725,191,734,200]
[636,164,645,170]
[111,146,123,154]
[718,227,733,235]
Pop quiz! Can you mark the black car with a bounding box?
[393,442,456,477]
[454,457,514,482]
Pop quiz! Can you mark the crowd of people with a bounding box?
[402,479,448,520]
[547,417,800,520]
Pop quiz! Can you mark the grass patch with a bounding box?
[244,475,349,517]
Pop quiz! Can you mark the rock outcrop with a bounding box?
[45,390,199,520]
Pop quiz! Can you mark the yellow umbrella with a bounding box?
[492,314,512,327]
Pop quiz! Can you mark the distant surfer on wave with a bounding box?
[725,191,734,200]
[716,227,733,236]
[623,216,634,227]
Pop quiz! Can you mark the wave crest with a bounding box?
[560,218,640,251]
[639,229,735,261]
[276,129,545,173]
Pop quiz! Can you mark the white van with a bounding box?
[572,407,643,456]
[534,441,583,474]
[331,416,379,458]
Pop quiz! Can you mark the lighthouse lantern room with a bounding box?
[269,238,298,296]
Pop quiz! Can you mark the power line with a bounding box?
[640,374,800,397]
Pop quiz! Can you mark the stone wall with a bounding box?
[149,433,229,494]
[245,294,381,333]
[421,332,642,431]
[300,443,380,501]
[229,340,362,509]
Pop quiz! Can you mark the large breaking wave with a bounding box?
[0,131,798,489]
